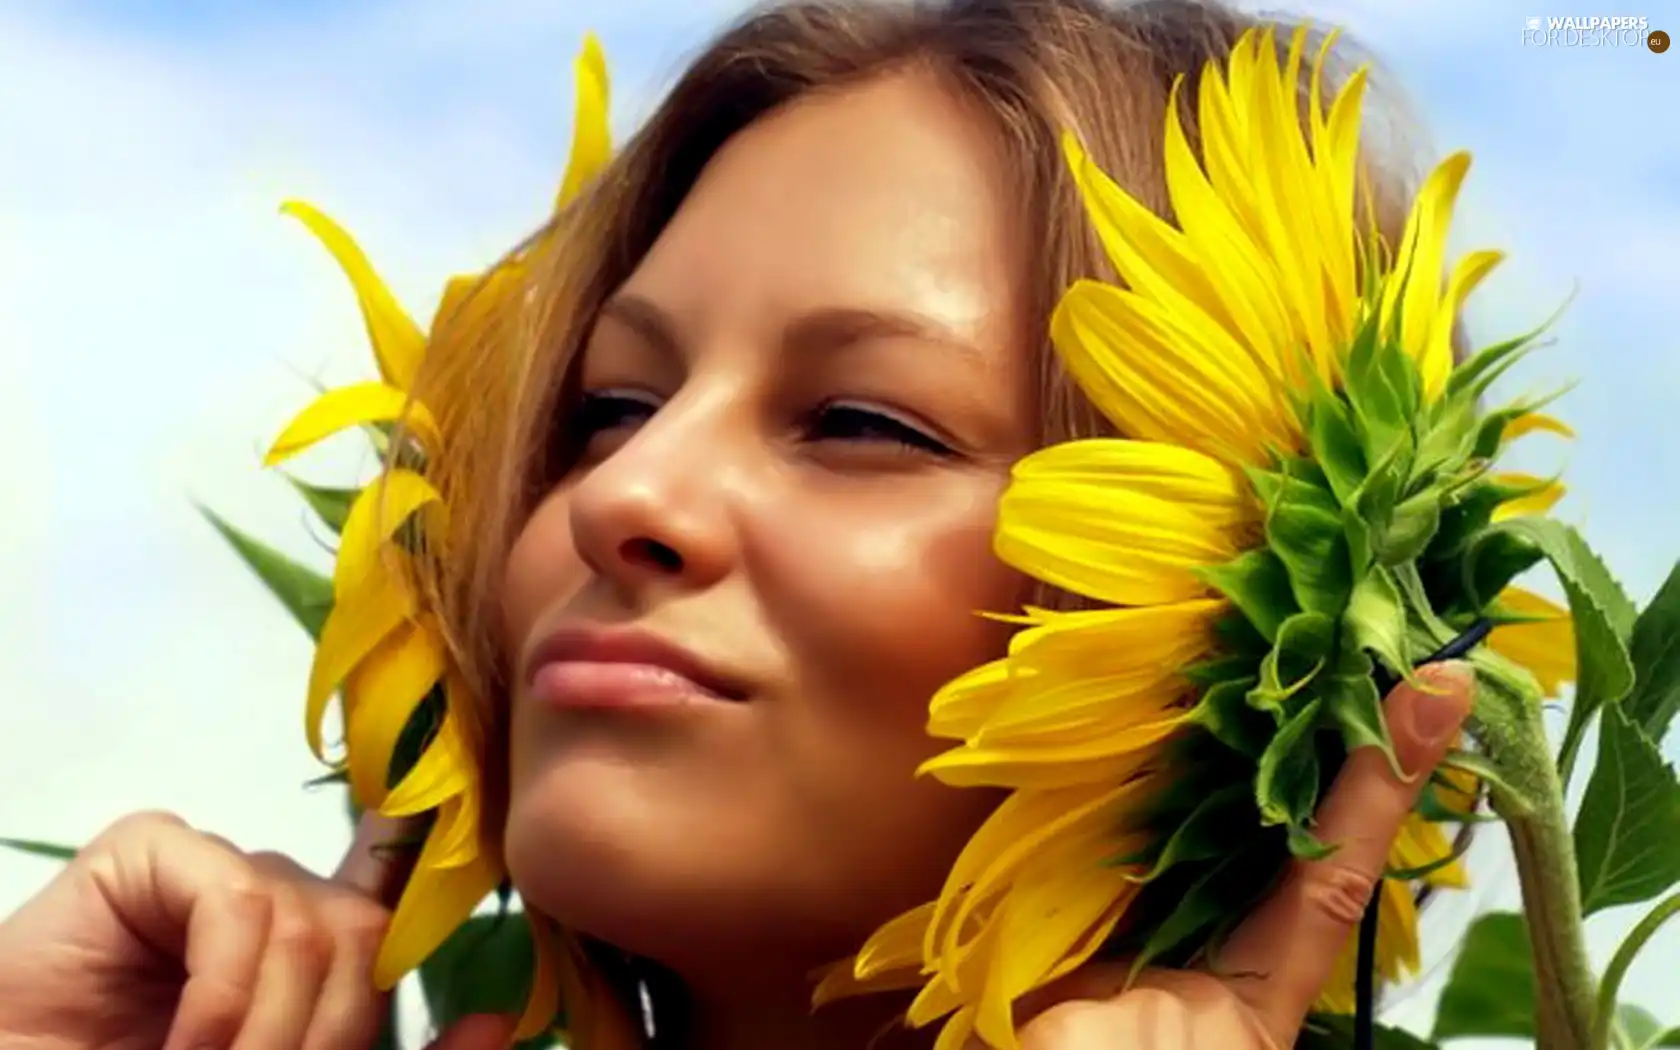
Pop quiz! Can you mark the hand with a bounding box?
[0,809,510,1050]
[1011,660,1476,1050]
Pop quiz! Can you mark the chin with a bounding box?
[502,761,855,975]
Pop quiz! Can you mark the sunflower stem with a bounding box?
[1475,675,1597,1050]
[1591,890,1680,1050]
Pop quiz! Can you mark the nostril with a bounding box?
[620,537,683,573]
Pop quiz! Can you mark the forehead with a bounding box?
[621,70,1027,350]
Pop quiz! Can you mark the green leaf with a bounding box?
[1377,488,1442,567]
[1446,301,1564,402]
[1616,1004,1680,1049]
[1255,697,1324,828]
[1323,667,1401,779]
[1191,677,1270,758]
[1297,1014,1438,1050]
[1249,612,1335,715]
[419,913,552,1031]
[1413,392,1479,480]
[0,837,78,862]
[1128,843,1268,975]
[1345,567,1411,680]
[1432,911,1535,1042]
[1439,748,1523,802]
[1306,390,1367,506]
[1426,489,1496,563]
[285,474,359,535]
[1625,558,1680,744]
[1475,517,1636,782]
[1574,703,1680,916]
[1117,783,1248,881]
[199,504,334,639]
[1262,471,1352,618]
[1199,549,1299,644]
[1471,387,1572,460]
[1464,528,1545,610]
[1351,431,1412,526]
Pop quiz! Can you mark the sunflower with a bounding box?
[820,25,1577,1050]
[263,35,613,1037]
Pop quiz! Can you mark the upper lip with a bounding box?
[521,623,748,701]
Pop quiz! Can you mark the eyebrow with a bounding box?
[595,293,986,362]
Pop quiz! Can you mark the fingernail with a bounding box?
[1408,660,1473,744]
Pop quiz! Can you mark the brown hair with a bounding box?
[408,0,1436,1043]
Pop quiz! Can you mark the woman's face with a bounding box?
[501,70,1037,977]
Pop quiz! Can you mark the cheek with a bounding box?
[500,487,585,661]
[755,474,1023,746]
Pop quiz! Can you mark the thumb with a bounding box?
[424,1013,518,1050]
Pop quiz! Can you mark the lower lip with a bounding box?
[529,661,732,712]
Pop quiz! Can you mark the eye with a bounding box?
[805,401,953,455]
[563,389,661,460]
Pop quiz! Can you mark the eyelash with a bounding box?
[567,392,954,457]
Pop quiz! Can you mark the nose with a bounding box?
[565,388,740,601]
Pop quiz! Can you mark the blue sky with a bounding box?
[0,0,1676,1045]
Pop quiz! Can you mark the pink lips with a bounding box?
[523,624,741,712]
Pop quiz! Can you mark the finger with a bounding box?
[229,884,334,1050]
[332,811,423,907]
[1214,660,1474,1043]
[83,815,272,1050]
[243,851,394,1050]
[423,1013,518,1050]
[299,895,392,1050]
[1017,969,1267,1050]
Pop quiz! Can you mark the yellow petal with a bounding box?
[927,781,1156,974]
[430,780,487,868]
[1061,133,1228,346]
[281,201,426,391]
[305,566,418,759]
[1389,813,1468,889]
[1314,61,1371,329]
[556,34,613,209]
[914,782,1157,1050]
[1195,64,1266,249]
[1488,586,1576,696]
[1421,249,1504,396]
[431,260,527,343]
[974,670,1192,748]
[927,658,1015,740]
[816,902,937,1008]
[1433,763,1482,817]
[1379,152,1473,389]
[973,836,1141,1050]
[811,959,928,1007]
[265,381,440,465]
[1010,439,1257,531]
[334,469,443,597]
[381,708,472,817]
[372,800,499,987]
[921,735,1170,791]
[1489,472,1566,521]
[342,617,448,809]
[1502,412,1575,442]
[930,1006,978,1050]
[1159,76,1296,385]
[1006,600,1226,675]
[1243,28,1337,376]
[1050,280,1297,467]
[997,439,1244,607]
